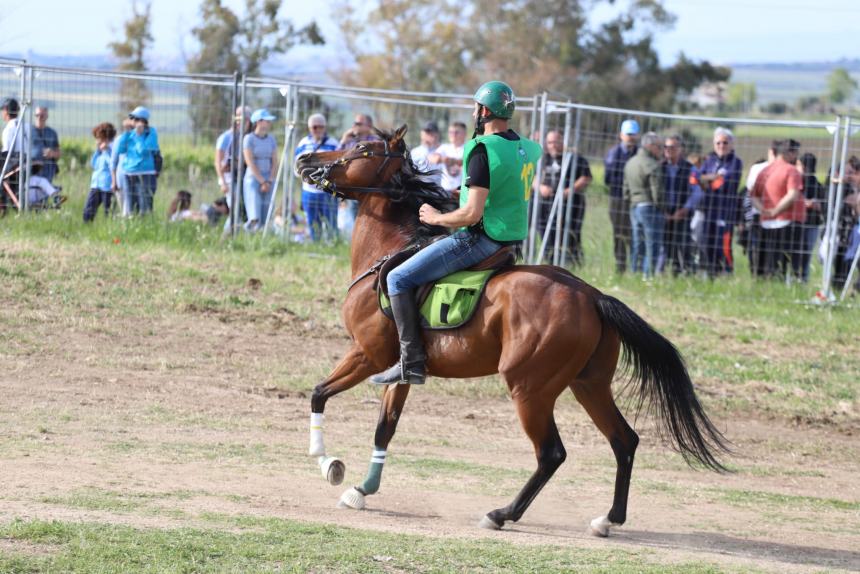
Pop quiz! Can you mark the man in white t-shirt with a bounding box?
[1,98,29,157]
[410,121,442,186]
[429,121,466,195]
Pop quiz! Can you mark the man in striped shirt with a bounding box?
[295,113,340,241]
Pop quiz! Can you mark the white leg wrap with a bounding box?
[309,413,325,457]
[337,486,366,510]
[588,515,617,538]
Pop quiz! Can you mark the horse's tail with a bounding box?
[595,294,731,472]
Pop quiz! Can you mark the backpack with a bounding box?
[154,150,163,176]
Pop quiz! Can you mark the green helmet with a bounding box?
[473,80,516,119]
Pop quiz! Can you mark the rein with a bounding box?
[306,138,409,198]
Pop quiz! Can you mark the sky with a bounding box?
[1,0,858,66]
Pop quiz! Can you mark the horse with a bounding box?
[294,125,729,536]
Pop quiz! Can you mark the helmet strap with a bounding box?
[472,104,500,139]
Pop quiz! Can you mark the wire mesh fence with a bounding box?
[1,63,858,302]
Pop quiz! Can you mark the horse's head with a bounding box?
[294,124,410,200]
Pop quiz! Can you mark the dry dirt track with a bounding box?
[1,307,859,573]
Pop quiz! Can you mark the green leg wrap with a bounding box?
[360,462,384,495]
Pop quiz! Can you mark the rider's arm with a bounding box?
[420,186,488,228]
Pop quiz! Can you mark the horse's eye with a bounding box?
[356,144,366,152]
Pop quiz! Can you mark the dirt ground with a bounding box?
[1,304,858,573]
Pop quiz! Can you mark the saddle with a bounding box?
[375,239,517,328]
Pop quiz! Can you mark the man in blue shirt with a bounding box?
[662,134,704,275]
[112,106,160,215]
[699,127,743,277]
[604,119,640,273]
[296,113,340,240]
[31,106,61,183]
[215,106,250,230]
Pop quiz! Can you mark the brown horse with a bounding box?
[295,125,729,536]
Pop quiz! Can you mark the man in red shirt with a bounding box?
[751,139,805,281]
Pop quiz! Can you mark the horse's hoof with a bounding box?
[319,456,345,486]
[588,515,615,538]
[337,486,366,510]
[478,515,502,530]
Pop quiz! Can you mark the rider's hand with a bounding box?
[419,203,441,225]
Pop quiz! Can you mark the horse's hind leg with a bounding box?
[571,332,639,537]
[480,394,567,530]
[338,383,411,510]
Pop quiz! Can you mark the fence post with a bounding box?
[23,65,35,212]
[227,71,239,234]
[527,91,548,263]
[822,116,852,300]
[552,102,573,266]
[17,62,26,211]
[524,95,540,260]
[560,106,582,268]
[820,115,843,297]
[233,73,247,237]
[284,83,299,242]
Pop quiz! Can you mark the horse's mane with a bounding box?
[375,127,458,245]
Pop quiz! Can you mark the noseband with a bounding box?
[304,139,409,198]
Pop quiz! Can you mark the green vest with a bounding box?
[459,132,542,242]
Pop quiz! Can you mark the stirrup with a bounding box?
[369,361,425,385]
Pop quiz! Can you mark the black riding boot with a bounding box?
[369,291,426,385]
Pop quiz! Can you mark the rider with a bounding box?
[370,81,542,385]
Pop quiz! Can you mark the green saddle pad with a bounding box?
[379,269,496,330]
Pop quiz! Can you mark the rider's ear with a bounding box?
[394,124,408,142]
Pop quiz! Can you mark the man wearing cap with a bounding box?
[242,108,279,232]
[624,132,665,279]
[369,81,542,386]
[112,106,160,215]
[604,119,640,273]
[295,113,340,241]
[410,121,443,187]
[31,106,61,183]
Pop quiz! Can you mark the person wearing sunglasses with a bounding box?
[295,113,340,241]
[699,127,743,278]
[31,106,61,183]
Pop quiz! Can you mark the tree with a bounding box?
[827,67,858,106]
[187,0,324,138]
[725,82,757,113]
[109,0,154,116]
[334,0,729,113]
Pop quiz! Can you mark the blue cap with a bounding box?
[129,106,150,121]
[251,108,276,123]
[620,119,640,135]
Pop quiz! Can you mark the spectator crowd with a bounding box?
[2,95,859,296]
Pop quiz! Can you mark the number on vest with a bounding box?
[520,163,535,200]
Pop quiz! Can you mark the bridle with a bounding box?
[302,139,410,199]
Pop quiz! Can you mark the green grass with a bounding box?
[0,517,744,573]
[2,177,859,424]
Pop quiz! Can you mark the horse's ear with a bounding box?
[394,124,408,141]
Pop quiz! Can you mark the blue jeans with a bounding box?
[800,223,820,283]
[123,174,157,215]
[630,204,665,277]
[243,177,273,231]
[387,230,504,296]
[302,191,338,241]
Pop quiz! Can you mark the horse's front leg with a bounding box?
[309,344,378,485]
[338,383,411,510]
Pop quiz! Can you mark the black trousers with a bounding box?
[759,223,803,280]
[83,189,113,222]
[664,216,694,275]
